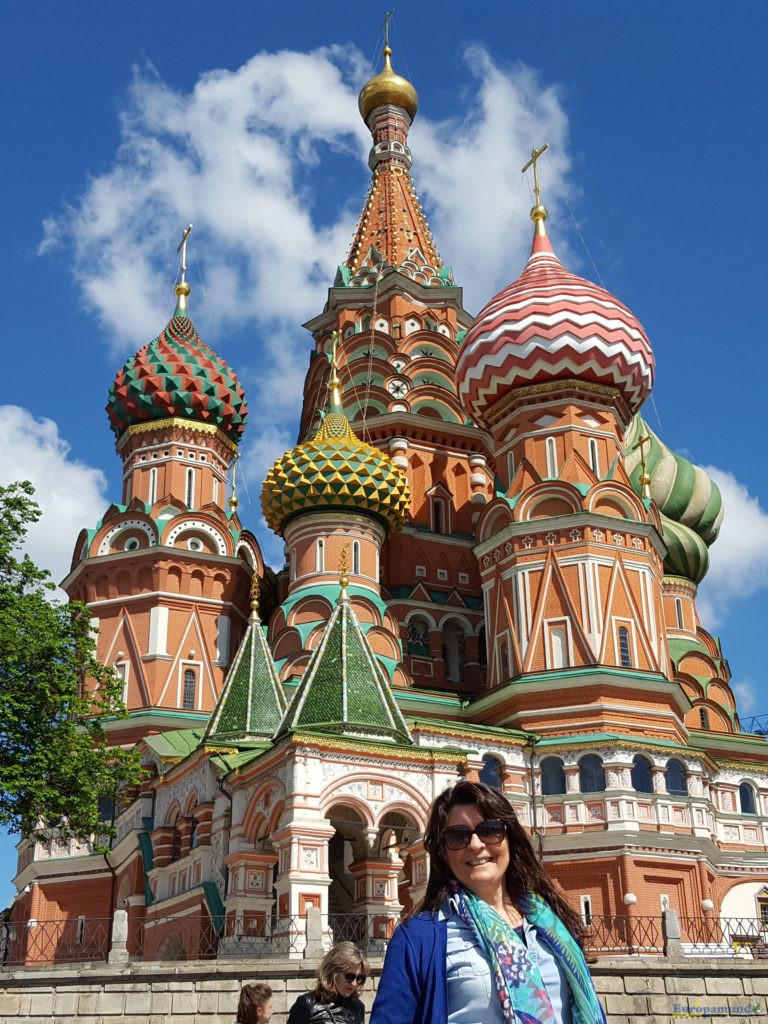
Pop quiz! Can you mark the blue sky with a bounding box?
[1,1,767,907]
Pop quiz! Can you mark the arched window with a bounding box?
[183,669,196,710]
[433,498,446,535]
[588,438,600,477]
[699,707,710,729]
[442,620,466,682]
[190,820,199,850]
[149,467,157,505]
[618,626,632,667]
[185,468,195,508]
[631,755,654,794]
[498,638,510,680]
[545,437,558,478]
[361,314,372,332]
[507,451,516,485]
[480,754,503,790]
[406,616,431,657]
[478,625,487,668]
[171,823,182,861]
[316,538,325,572]
[291,547,297,581]
[578,755,606,793]
[541,757,566,796]
[352,541,360,575]
[739,782,757,815]
[550,624,569,669]
[212,477,219,505]
[675,598,684,629]
[665,759,688,796]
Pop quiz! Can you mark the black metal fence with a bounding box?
[4,913,768,966]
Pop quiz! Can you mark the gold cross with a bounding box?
[382,10,394,49]
[176,224,194,281]
[521,144,549,207]
[631,432,652,500]
[339,546,350,595]
[250,572,260,618]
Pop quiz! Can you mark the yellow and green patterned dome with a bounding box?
[261,361,410,536]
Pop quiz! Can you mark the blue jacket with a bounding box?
[370,913,448,1024]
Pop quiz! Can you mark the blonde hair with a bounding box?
[313,942,370,1003]
[237,982,272,1023]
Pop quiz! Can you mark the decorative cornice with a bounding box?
[117,417,237,453]
[486,379,630,430]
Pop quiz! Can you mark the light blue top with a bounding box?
[445,899,573,1024]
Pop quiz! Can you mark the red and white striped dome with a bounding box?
[456,232,654,427]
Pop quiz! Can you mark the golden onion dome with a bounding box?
[358,45,418,122]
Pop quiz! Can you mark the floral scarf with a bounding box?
[451,884,606,1024]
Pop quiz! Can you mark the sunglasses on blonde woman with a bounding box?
[343,973,367,985]
[442,819,507,850]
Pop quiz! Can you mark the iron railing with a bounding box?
[581,914,663,955]
[678,916,768,958]
[1,918,110,966]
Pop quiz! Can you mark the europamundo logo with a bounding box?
[671,1002,763,1019]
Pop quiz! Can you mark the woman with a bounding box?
[236,982,273,1023]
[371,780,605,1024]
[287,940,368,1024]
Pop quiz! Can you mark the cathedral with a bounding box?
[11,38,768,960]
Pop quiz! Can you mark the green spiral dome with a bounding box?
[625,415,724,583]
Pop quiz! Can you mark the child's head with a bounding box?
[237,982,273,1023]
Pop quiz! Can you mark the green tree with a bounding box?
[0,481,140,839]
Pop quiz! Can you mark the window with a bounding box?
[316,539,325,572]
[665,758,688,796]
[183,669,196,710]
[631,755,654,794]
[578,755,606,793]
[190,820,199,850]
[442,620,466,682]
[549,624,569,669]
[171,824,182,861]
[588,438,600,477]
[188,538,203,552]
[699,707,710,729]
[433,499,446,534]
[458,572,470,585]
[361,314,372,332]
[114,662,128,702]
[541,757,566,796]
[739,782,757,815]
[758,892,768,924]
[291,547,297,580]
[415,565,427,578]
[507,451,516,484]
[618,626,632,667]
[352,541,360,575]
[437,568,448,582]
[185,468,195,508]
[212,477,219,505]
[76,916,86,945]
[124,537,140,551]
[480,755,504,790]
[149,467,157,505]
[499,639,510,680]
[580,895,593,927]
[545,437,558,478]
[675,598,684,629]
[406,616,431,657]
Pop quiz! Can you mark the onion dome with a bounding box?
[358,44,418,122]
[262,351,410,535]
[456,206,655,428]
[107,277,247,444]
[625,415,724,583]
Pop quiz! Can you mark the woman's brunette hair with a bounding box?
[417,779,583,940]
[312,941,370,1003]
[237,982,272,1023]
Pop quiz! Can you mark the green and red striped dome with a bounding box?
[107,313,247,443]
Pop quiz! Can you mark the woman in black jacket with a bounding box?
[288,941,368,1024]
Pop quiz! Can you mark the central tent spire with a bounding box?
[345,27,445,285]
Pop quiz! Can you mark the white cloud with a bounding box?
[697,467,768,628]
[39,43,574,462]
[0,406,109,590]
[732,679,759,717]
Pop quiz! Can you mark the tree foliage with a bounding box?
[0,481,141,838]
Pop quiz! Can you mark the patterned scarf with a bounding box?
[451,885,606,1024]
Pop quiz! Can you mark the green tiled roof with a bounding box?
[203,610,286,743]
[277,587,411,744]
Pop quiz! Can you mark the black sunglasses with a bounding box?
[443,819,507,851]
[343,972,367,984]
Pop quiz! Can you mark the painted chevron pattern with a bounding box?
[456,237,654,424]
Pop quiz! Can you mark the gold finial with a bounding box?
[329,330,343,410]
[382,9,394,62]
[338,545,350,599]
[250,572,261,620]
[228,450,240,512]
[521,144,549,235]
[631,433,653,500]
[175,224,194,310]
